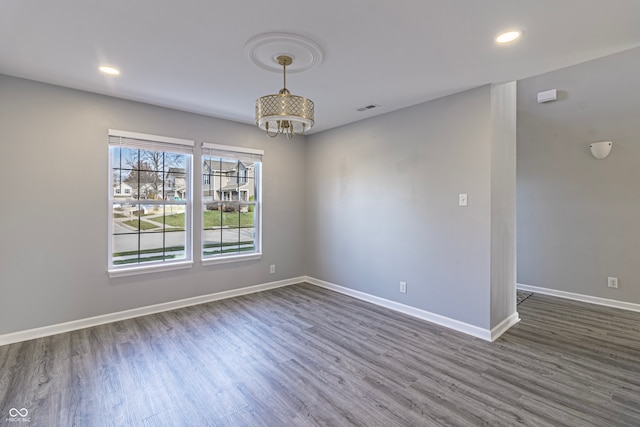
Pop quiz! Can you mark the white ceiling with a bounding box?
[2,1,640,134]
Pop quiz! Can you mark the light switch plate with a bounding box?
[459,193,468,206]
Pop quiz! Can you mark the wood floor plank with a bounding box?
[2,284,640,426]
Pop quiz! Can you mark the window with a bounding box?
[108,130,194,276]
[238,168,248,185]
[201,143,262,264]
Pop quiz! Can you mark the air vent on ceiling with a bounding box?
[356,104,380,112]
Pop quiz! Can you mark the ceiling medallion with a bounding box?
[247,33,322,139]
[244,32,324,74]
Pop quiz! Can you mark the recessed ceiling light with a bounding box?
[496,30,522,44]
[99,66,120,75]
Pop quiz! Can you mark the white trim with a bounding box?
[202,252,262,266]
[0,277,305,346]
[109,129,194,146]
[517,283,640,313]
[109,260,193,278]
[304,276,514,342]
[490,312,520,341]
[202,142,264,156]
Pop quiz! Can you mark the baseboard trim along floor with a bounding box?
[0,277,305,346]
[517,283,640,313]
[1,276,529,346]
[305,276,520,342]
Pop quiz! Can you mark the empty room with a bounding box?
[1,1,639,426]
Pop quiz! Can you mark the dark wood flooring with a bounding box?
[1,283,639,426]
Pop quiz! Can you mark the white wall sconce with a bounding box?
[590,141,613,160]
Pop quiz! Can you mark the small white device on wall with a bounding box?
[590,141,613,160]
[537,89,557,103]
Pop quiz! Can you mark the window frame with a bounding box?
[108,129,194,278]
[201,142,263,266]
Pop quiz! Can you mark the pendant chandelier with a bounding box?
[255,55,314,140]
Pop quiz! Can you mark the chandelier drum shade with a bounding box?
[255,55,314,139]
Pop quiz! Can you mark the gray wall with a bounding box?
[306,85,516,329]
[517,47,640,303]
[0,75,307,335]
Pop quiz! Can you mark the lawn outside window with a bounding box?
[201,142,263,265]
[108,129,194,277]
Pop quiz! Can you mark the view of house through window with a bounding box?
[201,143,262,260]
[109,130,193,270]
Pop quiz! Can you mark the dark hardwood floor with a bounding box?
[1,283,639,426]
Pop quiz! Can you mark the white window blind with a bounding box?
[109,129,194,154]
[201,142,263,162]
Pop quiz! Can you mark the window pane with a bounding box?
[219,207,237,226]
[120,147,140,171]
[162,153,186,173]
[114,203,142,233]
[163,230,187,261]
[221,243,241,254]
[138,232,185,263]
[203,203,222,229]
[203,202,222,256]
[111,146,123,169]
[163,204,186,230]
[138,149,163,172]
[239,227,256,253]
[112,233,138,265]
[240,205,255,226]
[119,147,155,200]
[202,177,215,203]
[112,169,123,199]
[221,227,240,253]
[112,204,156,234]
[164,170,186,201]
[203,227,222,256]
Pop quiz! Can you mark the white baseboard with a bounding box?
[517,283,640,313]
[0,276,305,346]
[490,312,520,341]
[0,275,523,346]
[305,276,519,342]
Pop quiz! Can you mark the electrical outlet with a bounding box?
[270,264,276,274]
[607,277,618,289]
[400,281,407,294]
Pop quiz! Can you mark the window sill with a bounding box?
[202,252,262,266]
[108,260,194,278]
